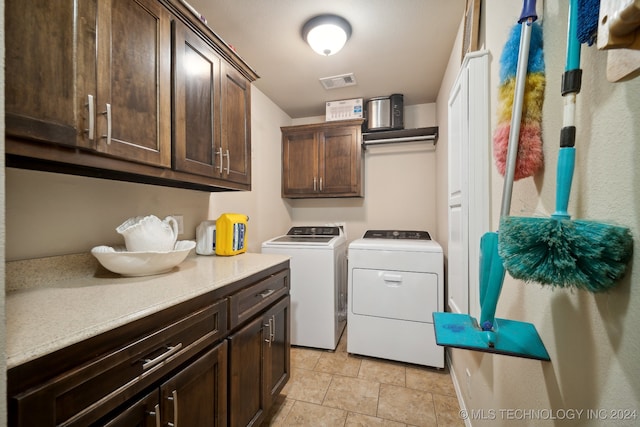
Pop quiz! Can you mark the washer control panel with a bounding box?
[287,226,341,236]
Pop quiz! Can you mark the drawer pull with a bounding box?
[258,288,276,299]
[167,390,179,427]
[148,404,161,427]
[142,343,183,370]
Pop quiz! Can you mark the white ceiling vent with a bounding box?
[319,73,357,90]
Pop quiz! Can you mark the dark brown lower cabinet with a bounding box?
[265,297,290,407]
[100,389,159,427]
[101,341,227,426]
[158,341,228,427]
[8,263,290,427]
[228,296,290,427]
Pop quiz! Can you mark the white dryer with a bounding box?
[262,226,347,350]
[347,230,444,368]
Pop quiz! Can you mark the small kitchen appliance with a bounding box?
[196,220,216,255]
[347,229,444,368]
[261,226,347,350]
[365,93,404,131]
[215,213,248,256]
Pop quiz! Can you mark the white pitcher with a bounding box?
[117,215,179,252]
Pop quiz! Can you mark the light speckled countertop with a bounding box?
[5,252,290,369]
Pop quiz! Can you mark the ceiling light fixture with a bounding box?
[301,14,352,56]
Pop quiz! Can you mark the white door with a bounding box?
[447,51,491,319]
[447,64,469,315]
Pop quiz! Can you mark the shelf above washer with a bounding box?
[362,126,438,149]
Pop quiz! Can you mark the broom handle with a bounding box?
[553,0,582,220]
[500,17,535,217]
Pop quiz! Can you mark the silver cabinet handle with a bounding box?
[167,390,178,427]
[270,314,276,342]
[264,316,274,347]
[258,288,275,299]
[264,318,271,346]
[142,343,183,370]
[313,177,317,191]
[216,147,223,172]
[270,316,274,343]
[85,94,95,141]
[101,103,112,145]
[148,404,161,427]
[320,177,323,192]
[223,149,230,174]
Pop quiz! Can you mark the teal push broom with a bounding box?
[433,0,550,361]
[498,0,633,292]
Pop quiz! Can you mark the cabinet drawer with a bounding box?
[10,299,227,427]
[229,270,289,329]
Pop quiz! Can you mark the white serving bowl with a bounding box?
[91,241,196,277]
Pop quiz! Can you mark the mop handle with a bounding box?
[553,0,582,220]
[565,0,581,72]
[482,0,537,333]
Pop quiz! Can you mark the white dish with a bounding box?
[91,241,196,277]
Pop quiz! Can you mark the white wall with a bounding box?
[438,1,640,425]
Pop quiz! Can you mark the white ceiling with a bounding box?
[189,0,466,118]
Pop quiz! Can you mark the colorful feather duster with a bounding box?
[493,21,545,180]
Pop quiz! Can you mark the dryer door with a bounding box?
[351,269,439,322]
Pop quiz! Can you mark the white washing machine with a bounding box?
[347,230,444,368]
[262,226,347,350]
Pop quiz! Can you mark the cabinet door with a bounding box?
[173,20,222,177]
[95,0,172,167]
[160,341,228,427]
[228,316,266,427]
[320,125,363,196]
[5,0,96,148]
[282,130,319,196]
[100,390,159,427]
[221,64,252,185]
[264,296,290,407]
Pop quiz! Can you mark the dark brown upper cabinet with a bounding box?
[7,0,171,167]
[281,119,365,198]
[5,0,257,192]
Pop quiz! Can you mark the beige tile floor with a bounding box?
[262,332,464,427]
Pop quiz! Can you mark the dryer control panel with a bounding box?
[363,230,431,240]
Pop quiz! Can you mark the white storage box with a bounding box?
[325,98,363,121]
